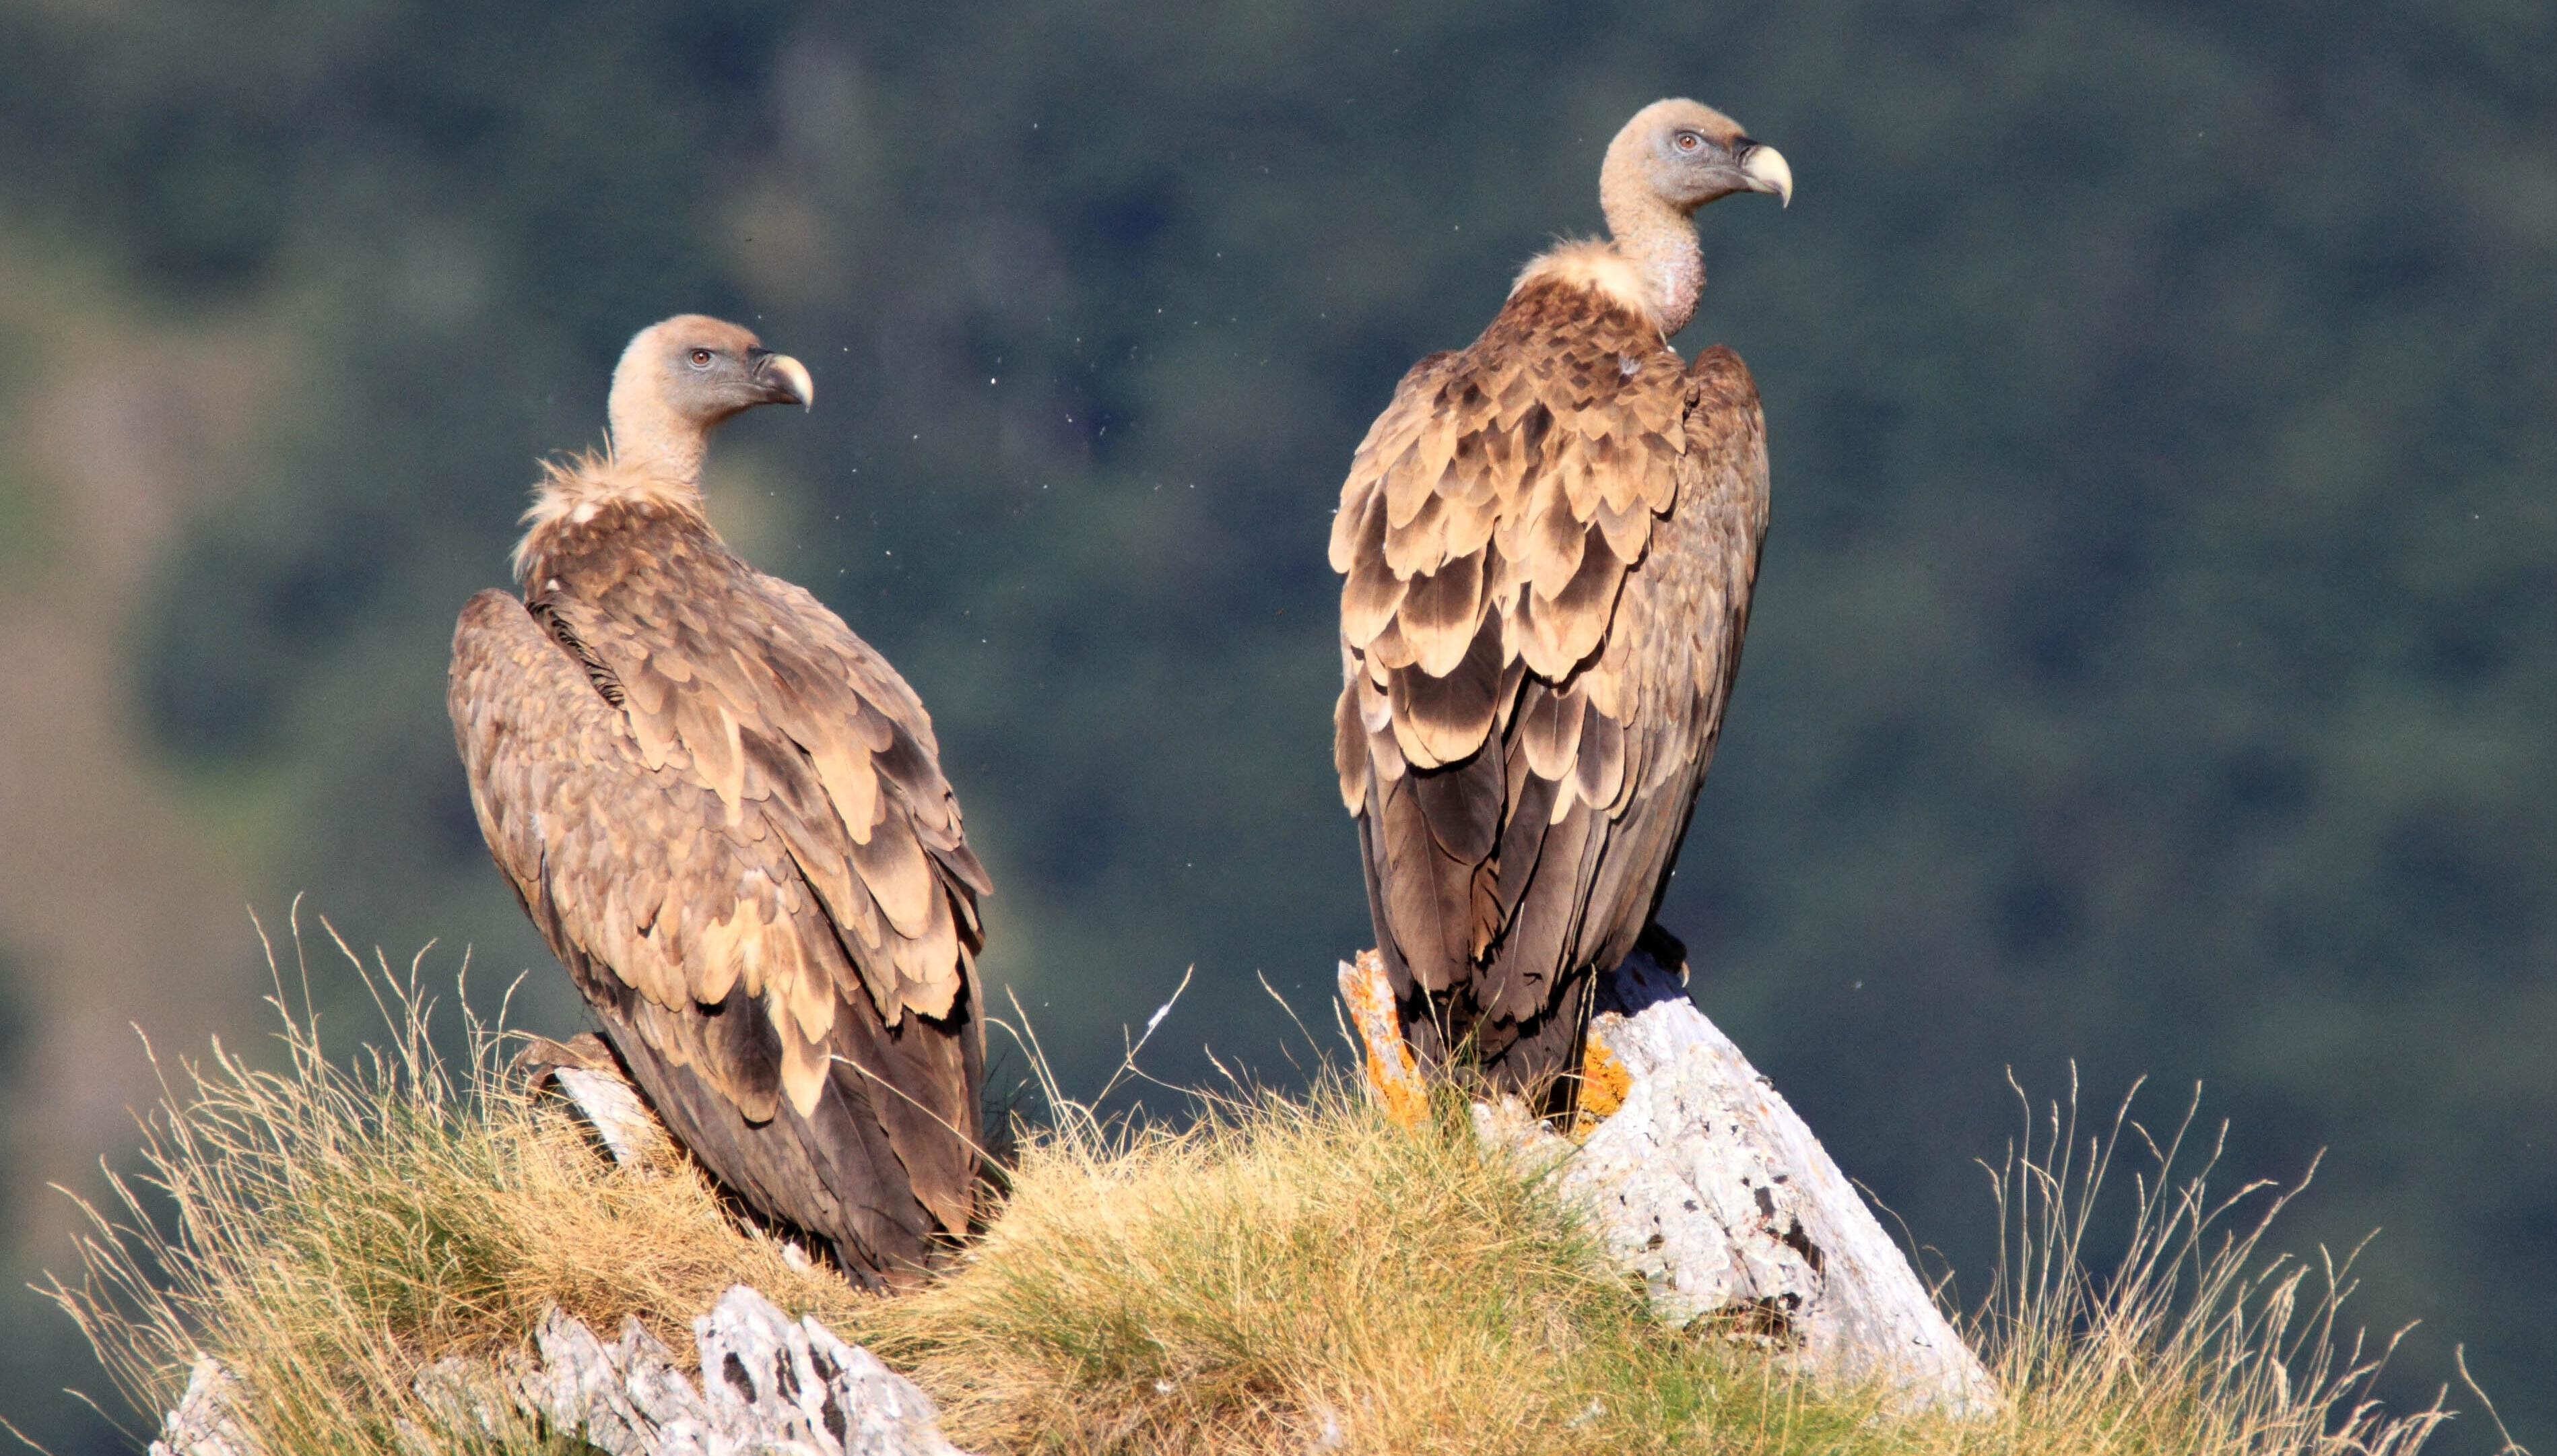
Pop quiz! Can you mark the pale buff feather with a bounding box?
[512,448,703,580]
[1510,239,1654,325]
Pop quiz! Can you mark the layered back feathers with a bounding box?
[457,483,991,1276]
[1331,255,1770,1098]
[1331,271,1686,783]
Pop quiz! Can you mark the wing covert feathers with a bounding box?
[1335,274,1771,1100]
[453,494,988,1278]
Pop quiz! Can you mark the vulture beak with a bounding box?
[1738,141,1793,207]
[750,348,816,409]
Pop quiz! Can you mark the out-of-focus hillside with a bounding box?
[0,240,261,1248]
[0,3,2550,1451]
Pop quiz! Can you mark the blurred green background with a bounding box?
[0,1,2550,1449]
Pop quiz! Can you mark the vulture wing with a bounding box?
[451,527,987,1279]
[1331,277,1768,1093]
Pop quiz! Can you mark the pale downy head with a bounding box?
[1601,98,1791,218]
[605,314,813,484]
[1592,99,1791,335]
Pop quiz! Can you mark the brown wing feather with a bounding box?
[1335,280,1770,1102]
[536,522,985,1022]
[452,528,987,1280]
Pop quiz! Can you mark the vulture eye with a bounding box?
[688,348,715,368]
[1674,131,1704,154]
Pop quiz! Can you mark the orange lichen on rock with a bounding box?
[1338,949,1428,1127]
[1568,1036,1632,1139]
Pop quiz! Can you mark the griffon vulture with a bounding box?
[1331,100,1789,1107]
[450,315,989,1286]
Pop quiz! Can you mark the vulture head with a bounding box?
[605,314,813,483]
[1603,98,1792,216]
[1589,99,1791,335]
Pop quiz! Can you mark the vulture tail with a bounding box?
[592,985,974,1289]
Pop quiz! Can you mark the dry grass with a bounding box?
[44,929,2510,1456]
[858,1077,1849,1455]
[1956,1069,2493,1456]
[48,915,862,1453]
[848,1059,2485,1456]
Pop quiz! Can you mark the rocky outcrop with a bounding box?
[152,1286,966,1456]
[1347,944,2001,1417]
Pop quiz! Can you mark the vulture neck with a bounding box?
[605,369,712,500]
[513,380,719,583]
[1598,166,1705,337]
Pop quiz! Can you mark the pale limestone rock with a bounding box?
[694,1284,962,1456]
[1356,943,2000,1417]
[155,1286,966,1456]
[513,1032,670,1166]
[149,1358,254,1456]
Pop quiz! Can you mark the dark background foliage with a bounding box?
[0,2,2548,1449]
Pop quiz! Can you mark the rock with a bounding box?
[150,1357,255,1456]
[464,1286,966,1455]
[696,1286,962,1456]
[1334,950,1428,1128]
[411,1353,518,1445]
[513,1032,671,1166]
[1352,944,2002,1418]
[511,1306,708,1453]
[1581,948,1999,1413]
[152,1287,968,1456]
[484,1285,967,1455]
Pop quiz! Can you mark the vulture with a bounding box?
[450,315,990,1287]
[1331,99,1790,1108]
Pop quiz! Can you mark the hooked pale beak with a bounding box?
[1738,141,1793,207]
[751,349,814,409]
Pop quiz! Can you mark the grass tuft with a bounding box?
[854,1076,1880,1455]
[48,912,861,1453]
[44,927,2494,1455]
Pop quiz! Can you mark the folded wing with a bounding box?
[1333,280,1767,1090]
[451,568,986,1276]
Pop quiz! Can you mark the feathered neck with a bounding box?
[512,335,729,581]
[511,450,708,582]
[1508,190,1704,338]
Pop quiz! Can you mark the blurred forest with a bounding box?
[0,1,2550,1449]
